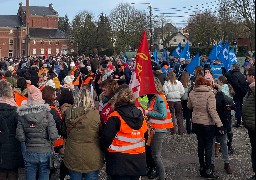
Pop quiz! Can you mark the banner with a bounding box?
[129,30,156,106]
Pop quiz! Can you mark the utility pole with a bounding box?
[149,4,153,52]
[26,0,30,57]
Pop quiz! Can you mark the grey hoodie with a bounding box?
[16,104,59,152]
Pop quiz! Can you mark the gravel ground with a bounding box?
[99,126,254,180]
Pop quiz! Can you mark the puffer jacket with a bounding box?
[163,80,185,101]
[187,85,223,127]
[64,106,103,173]
[242,82,255,131]
[16,104,59,152]
[0,103,23,170]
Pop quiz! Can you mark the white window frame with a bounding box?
[56,48,59,55]
[40,48,44,55]
[48,48,51,55]
[32,49,36,55]
[9,39,14,45]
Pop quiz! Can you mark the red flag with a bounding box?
[129,30,156,106]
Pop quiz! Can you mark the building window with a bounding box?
[41,40,44,45]
[183,39,186,42]
[173,39,177,42]
[9,50,13,57]
[10,29,13,34]
[22,39,25,44]
[32,49,36,55]
[41,48,44,55]
[22,49,25,56]
[33,40,36,45]
[48,48,51,55]
[56,48,59,55]
[49,41,52,45]
[56,41,59,45]
[9,39,14,45]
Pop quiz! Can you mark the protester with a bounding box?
[163,71,185,135]
[188,76,224,179]
[180,71,192,134]
[228,64,248,127]
[145,77,173,180]
[0,80,23,180]
[102,87,147,180]
[64,86,103,180]
[242,66,255,180]
[16,85,59,180]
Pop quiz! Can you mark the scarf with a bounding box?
[0,97,18,107]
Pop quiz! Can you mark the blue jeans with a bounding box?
[69,170,99,180]
[24,152,51,180]
[211,134,229,164]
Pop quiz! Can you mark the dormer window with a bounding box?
[9,39,14,45]
[10,30,13,34]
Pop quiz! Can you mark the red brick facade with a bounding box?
[0,3,74,58]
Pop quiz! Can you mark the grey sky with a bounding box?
[0,0,219,28]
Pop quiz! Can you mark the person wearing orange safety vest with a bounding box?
[144,77,173,180]
[41,86,64,150]
[14,77,29,106]
[102,88,147,179]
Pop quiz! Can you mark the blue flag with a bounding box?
[229,48,238,65]
[217,41,222,55]
[218,41,230,70]
[124,52,128,62]
[161,48,169,61]
[211,64,223,79]
[153,49,158,63]
[208,45,218,62]
[185,53,200,75]
[180,42,190,60]
[171,43,182,57]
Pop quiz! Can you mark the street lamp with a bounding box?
[131,2,153,52]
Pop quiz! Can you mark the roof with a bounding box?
[164,23,178,34]
[169,32,190,41]
[22,6,57,16]
[29,28,67,39]
[0,15,22,28]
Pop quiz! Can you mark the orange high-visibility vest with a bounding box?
[1,75,6,81]
[39,84,45,91]
[49,105,64,147]
[107,111,147,154]
[13,92,28,107]
[148,94,173,130]
[72,74,80,86]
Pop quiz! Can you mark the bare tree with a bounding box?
[109,3,147,53]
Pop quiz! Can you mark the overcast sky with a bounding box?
[0,0,219,28]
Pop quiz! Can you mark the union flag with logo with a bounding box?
[129,30,156,106]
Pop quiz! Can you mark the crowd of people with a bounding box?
[0,53,255,180]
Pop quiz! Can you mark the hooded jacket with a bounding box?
[16,104,59,152]
[102,104,147,176]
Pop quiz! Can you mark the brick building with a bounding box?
[0,2,73,58]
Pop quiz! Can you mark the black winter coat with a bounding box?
[101,104,147,176]
[229,69,248,99]
[0,103,23,170]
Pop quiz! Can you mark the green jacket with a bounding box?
[242,82,255,131]
[64,107,103,173]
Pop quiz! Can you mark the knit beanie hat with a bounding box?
[28,85,45,105]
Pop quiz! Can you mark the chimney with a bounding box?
[49,3,53,10]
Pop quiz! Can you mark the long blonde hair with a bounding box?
[73,86,95,111]
[180,71,190,88]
